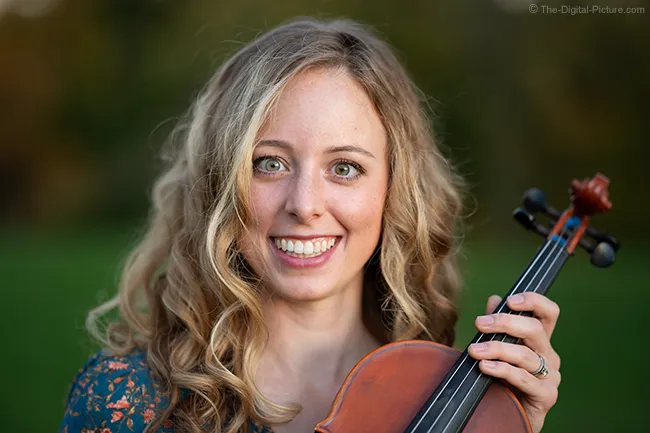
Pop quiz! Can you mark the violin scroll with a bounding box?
[513,173,619,267]
[570,173,612,216]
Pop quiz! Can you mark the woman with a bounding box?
[60,17,561,433]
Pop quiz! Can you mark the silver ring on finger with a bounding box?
[531,353,550,378]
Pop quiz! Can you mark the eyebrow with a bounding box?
[256,139,376,159]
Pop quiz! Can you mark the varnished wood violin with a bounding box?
[315,173,619,433]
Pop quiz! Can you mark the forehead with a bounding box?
[259,67,387,156]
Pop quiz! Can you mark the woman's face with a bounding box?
[239,67,389,303]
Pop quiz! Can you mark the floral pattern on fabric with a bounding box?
[59,349,272,433]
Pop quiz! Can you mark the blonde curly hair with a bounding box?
[87,17,466,433]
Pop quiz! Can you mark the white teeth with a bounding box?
[272,236,338,257]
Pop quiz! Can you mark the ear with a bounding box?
[486,295,502,314]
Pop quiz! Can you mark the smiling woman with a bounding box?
[59,17,562,433]
[239,68,389,310]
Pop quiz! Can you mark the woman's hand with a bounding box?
[467,293,561,433]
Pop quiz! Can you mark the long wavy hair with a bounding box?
[87,17,466,433]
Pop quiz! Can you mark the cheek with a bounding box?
[338,187,386,236]
[249,184,280,228]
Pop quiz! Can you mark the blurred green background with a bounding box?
[0,0,647,432]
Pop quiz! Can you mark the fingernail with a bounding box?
[508,293,524,304]
[471,343,488,352]
[476,315,494,325]
[481,360,497,368]
[509,294,524,304]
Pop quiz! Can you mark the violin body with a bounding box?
[315,341,531,433]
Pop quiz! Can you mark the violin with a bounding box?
[315,173,619,433]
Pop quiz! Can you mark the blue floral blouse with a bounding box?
[59,349,271,433]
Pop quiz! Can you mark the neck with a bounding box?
[260,289,379,383]
[255,274,383,433]
[256,271,382,400]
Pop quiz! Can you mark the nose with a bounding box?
[284,165,326,224]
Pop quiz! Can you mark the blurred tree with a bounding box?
[0,0,647,239]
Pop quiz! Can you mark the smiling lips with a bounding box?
[271,236,338,258]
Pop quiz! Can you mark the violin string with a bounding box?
[404,229,566,433]
[412,224,572,433]
[406,237,559,433]
[434,227,573,433]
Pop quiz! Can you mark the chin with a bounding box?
[270,279,339,302]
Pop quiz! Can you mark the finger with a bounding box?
[468,340,542,374]
[506,292,561,337]
[475,313,553,356]
[486,295,502,314]
[478,360,559,410]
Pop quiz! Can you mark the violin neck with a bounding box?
[403,238,571,433]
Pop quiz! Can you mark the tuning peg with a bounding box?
[522,188,562,219]
[522,188,547,214]
[513,208,550,238]
[590,241,616,268]
[587,231,621,252]
[514,207,534,229]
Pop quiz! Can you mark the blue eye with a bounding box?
[252,155,366,181]
[253,156,286,174]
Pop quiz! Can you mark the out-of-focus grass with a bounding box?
[0,229,645,433]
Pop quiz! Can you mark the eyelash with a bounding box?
[252,154,366,181]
